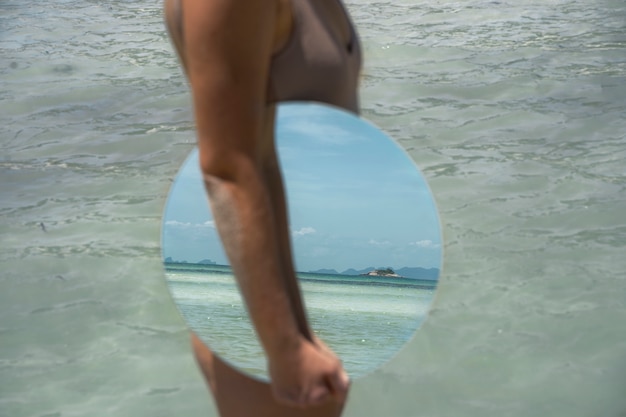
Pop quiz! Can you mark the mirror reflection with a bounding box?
[162,102,442,380]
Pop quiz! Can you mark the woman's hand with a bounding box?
[268,335,350,407]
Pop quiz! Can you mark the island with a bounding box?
[164,257,215,265]
[308,266,440,280]
[360,268,402,278]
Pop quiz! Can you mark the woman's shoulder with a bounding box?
[164,0,292,72]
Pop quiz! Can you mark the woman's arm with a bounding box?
[259,137,314,341]
[178,0,348,407]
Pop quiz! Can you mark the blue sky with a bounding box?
[162,103,442,272]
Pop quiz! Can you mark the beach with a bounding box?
[1,1,626,416]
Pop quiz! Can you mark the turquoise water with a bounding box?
[165,264,435,380]
[1,1,626,417]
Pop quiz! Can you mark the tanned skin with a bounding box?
[164,0,352,414]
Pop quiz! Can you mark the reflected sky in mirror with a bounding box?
[162,102,442,380]
[165,103,441,272]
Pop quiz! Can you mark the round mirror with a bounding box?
[161,102,442,381]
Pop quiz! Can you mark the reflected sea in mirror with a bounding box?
[2,1,626,416]
[161,103,442,380]
[165,264,436,379]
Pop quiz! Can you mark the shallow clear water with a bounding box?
[1,1,626,416]
[166,268,434,380]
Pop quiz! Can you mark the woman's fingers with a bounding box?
[268,336,350,408]
[327,367,350,403]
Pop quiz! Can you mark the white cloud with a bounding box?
[165,220,215,229]
[368,239,391,247]
[293,226,316,237]
[292,123,358,146]
[165,220,193,227]
[410,240,440,248]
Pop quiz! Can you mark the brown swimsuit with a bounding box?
[267,0,362,113]
[166,0,362,114]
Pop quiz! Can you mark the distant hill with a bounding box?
[309,266,440,280]
[164,257,216,265]
[396,267,439,280]
[164,257,187,263]
[310,268,340,275]
[340,268,362,276]
[341,267,376,275]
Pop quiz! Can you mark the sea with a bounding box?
[1,1,625,417]
[165,262,436,380]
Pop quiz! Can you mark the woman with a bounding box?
[164,0,362,415]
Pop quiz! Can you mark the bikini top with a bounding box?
[267,0,362,114]
[166,0,361,114]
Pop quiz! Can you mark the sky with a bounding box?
[162,102,442,272]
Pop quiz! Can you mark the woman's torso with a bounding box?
[164,0,361,114]
[267,0,361,113]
